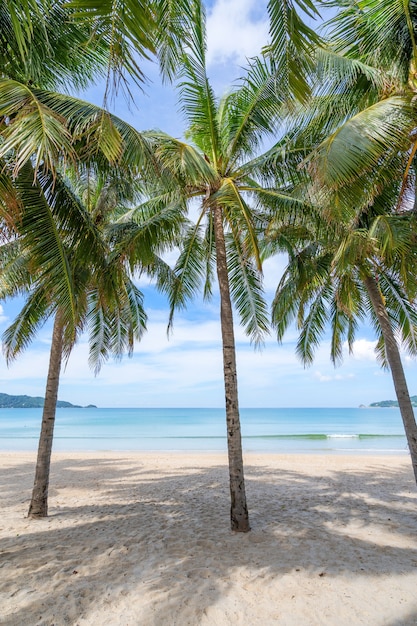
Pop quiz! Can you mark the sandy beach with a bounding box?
[1,452,417,625]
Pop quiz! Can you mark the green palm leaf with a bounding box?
[266,0,323,102]
[305,96,417,190]
[167,215,208,330]
[2,286,51,362]
[325,0,417,82]
[13,162,78,326]
[220,57,284,165]
[226,231,269,346]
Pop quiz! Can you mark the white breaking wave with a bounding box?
[327,434,359,439]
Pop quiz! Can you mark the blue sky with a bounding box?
[0,0,415,408]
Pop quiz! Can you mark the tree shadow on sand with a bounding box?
[1,455,417,625]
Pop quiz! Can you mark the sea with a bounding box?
[0,406,410,454]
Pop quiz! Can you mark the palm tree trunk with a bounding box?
[364,274,417,483]
[213,204,250,532]
[28,311,64,518]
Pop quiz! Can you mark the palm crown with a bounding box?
[144,4,311,342]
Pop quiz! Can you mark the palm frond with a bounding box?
[314,46,395,99]
[110,189,186,271]
[305,96,417,191]
[212,179,263,272]
[271,272,302,343]
[225,230,269,347]
[87,274,147,374]
[329,300,350,365]
[0,0,108,90]
[324,0,416,83]
[67,0,154,94]
[153,0,202,82]
[13,162,78,326]
[0,82,155,176]
[266,0,323,102]
[0,79,75,175]
[378,271,417,358]
[220,57,284,165]
[296,281,332,366]
[202,212,215,300]
[0,240,33,298]
[2,286,51,362]
[167,212,208,331]
[176,3,222,164]
[146,131,218,187]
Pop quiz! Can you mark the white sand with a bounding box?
[1,452,417,625]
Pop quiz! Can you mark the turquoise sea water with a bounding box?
[0,406,410,454]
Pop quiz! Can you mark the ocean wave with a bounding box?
[245,434,404,440]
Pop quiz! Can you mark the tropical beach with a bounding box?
[2,451,417,625]
[3,0,417,624]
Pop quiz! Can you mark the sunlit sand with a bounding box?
[1,452,416,625]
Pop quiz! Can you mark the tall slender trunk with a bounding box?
[28,311,64,518]
[213,204,250,532]
[364,274,417,483]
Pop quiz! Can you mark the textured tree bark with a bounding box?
[213,204,250,532]
[364,274,417,484]
[28,311,64,518]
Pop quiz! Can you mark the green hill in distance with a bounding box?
[0,393,96,408]
[370,396,417,408]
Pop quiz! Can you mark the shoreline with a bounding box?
[0,446,411,455]
[2,452,417,625]
[0,448,411,460]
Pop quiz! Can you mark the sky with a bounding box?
[0,0,415,408]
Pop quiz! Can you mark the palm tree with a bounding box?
[269,202,417,483]
[0,0,201,518]
[0,167,148,517]
[300,0,417,479]
[131,2,315,532]
[258,0,417,483]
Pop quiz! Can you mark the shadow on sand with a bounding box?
[1,454,417,625]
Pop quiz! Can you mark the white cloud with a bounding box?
[313,370,355,383]
[0,304,8,325]
[0,348,50,383]
[347,339,378,362]
[206,0,269,67]
[261,254,288,295]
[313,371,332,382]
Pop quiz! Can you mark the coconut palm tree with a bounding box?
[0,166,150,517]
[297,0,417,477]
[0,0,204,325]
[0,0,201,519]
[259,0,417,483]
[128,1,318,532]
[269,198,417,482]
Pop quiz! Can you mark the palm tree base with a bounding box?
[28,504,48,519]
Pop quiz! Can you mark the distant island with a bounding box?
[370,395,417,408]
[0,393,97,409]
